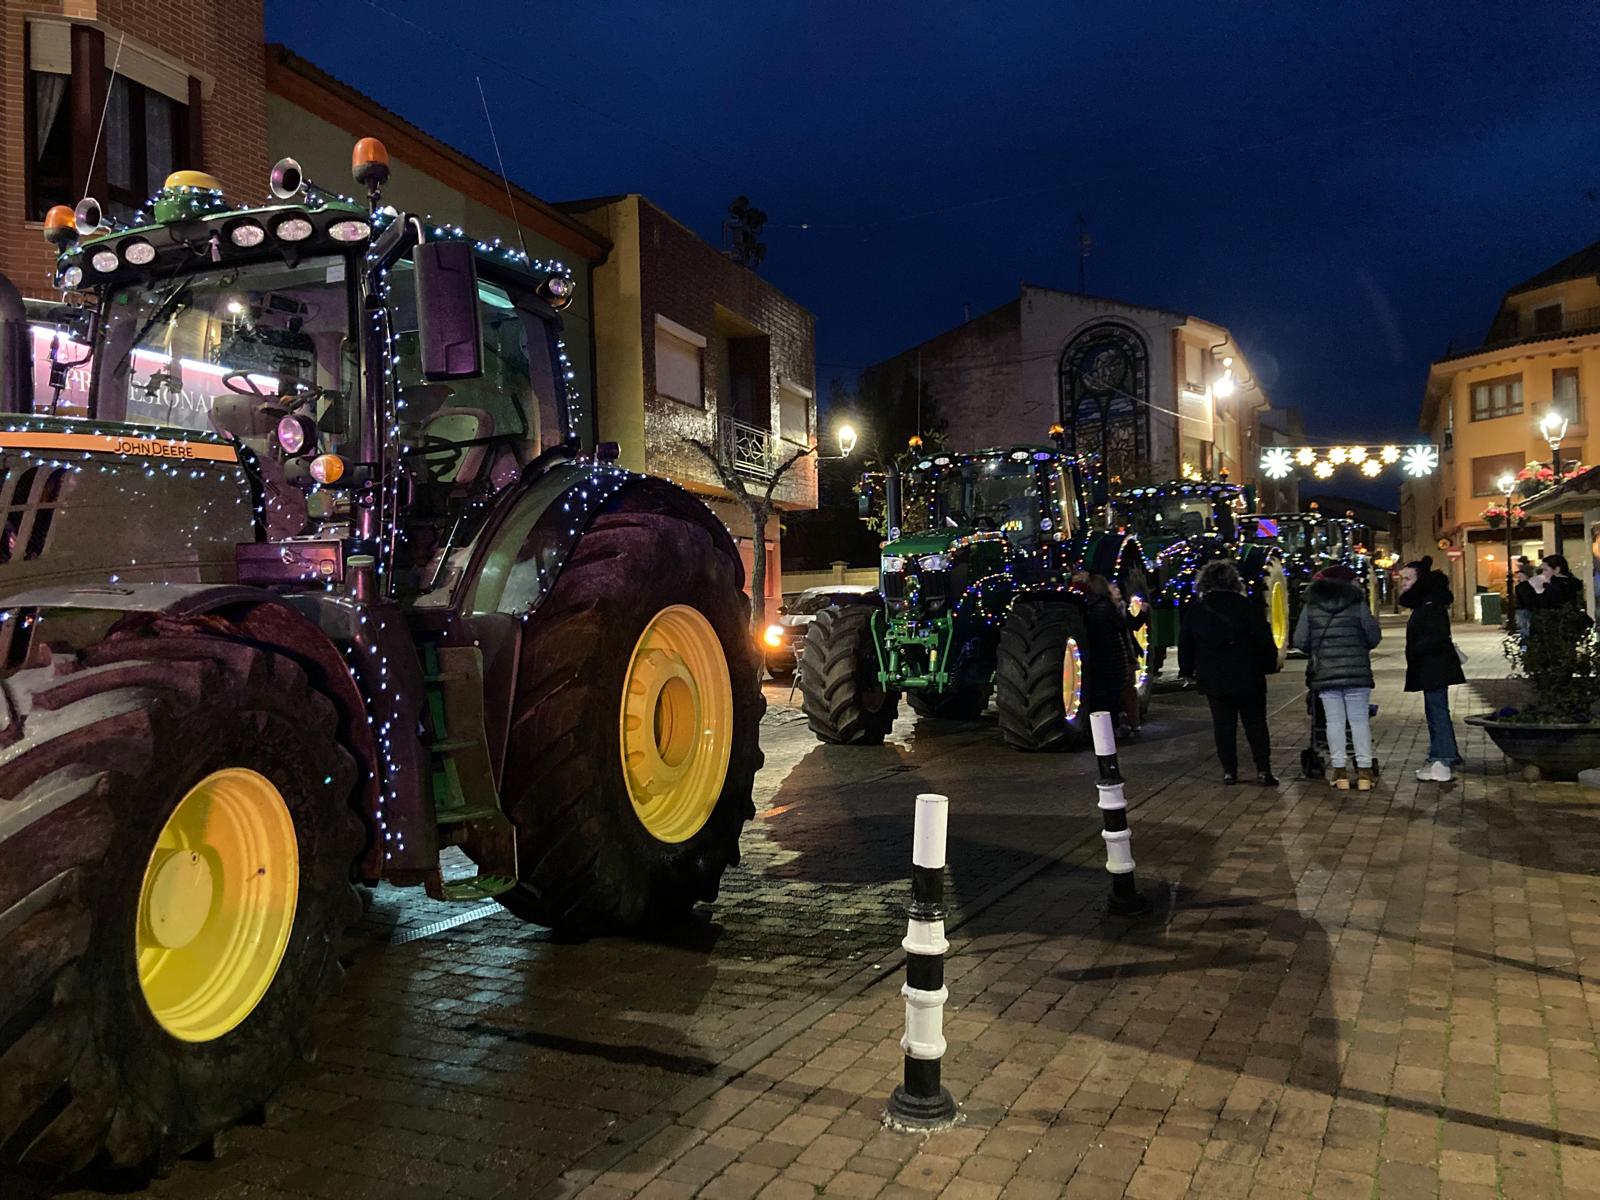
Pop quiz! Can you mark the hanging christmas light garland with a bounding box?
[1259,443,1437,481]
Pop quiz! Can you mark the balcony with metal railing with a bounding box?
[1462,305,1600,357]
[716,416,817,504]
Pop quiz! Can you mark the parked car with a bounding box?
[763,584,877,679]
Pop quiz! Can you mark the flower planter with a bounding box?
[1466,715,1600,781]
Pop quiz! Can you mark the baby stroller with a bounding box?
[1298,683,1380,780]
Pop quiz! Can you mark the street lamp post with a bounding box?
[1497,471,1517,622]
[1540,410,1570,557]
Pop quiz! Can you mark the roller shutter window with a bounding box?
[654,318,704,407]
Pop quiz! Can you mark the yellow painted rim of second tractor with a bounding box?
[136,768,299,1043]
[1269,577,1290,650]
[1062,635,1084,721]
[619,605,734,844]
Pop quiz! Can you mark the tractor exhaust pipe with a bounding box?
[0,272,32,415]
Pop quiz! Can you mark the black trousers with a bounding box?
[1207,693,1271,774]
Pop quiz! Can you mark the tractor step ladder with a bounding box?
[422,643,518,901]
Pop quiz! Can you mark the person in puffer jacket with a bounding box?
[1292,564,1382,790]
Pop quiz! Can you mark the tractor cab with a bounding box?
[1106,480,1254,557]
[895,445,1090,544]
[6,146,578,610]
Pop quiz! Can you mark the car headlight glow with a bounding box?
[762,624,784,648]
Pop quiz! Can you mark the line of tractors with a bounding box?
[795,441,1382,754]
[0,139,1380,1186]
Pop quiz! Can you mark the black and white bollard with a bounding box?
[885,792,959,1131]
[1092,711,1152,917]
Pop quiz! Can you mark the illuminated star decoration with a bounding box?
[1402,445,1439,477]
[1260,447,1294,480]
[1361,459,1381,477]
[1294,447,1316,466]
[1313,460,1334,479]
[1379,445,1401,464]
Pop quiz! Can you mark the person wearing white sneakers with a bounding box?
[1399,557,1465,782]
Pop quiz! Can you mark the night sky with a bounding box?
[270,1,1600,503]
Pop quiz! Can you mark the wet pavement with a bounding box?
[47,617,1537,1199]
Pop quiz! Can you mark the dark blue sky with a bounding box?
[270,0,1600,469]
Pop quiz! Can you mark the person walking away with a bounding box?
[1178,559,1280,785]
[1400,556,1465,781]
[1075,573,1131,724]
[1293,564,1381,790]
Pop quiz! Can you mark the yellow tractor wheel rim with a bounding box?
[1269,578,1290,648]
[1062,635,1083,721]
[136,768,299,1043]
[619,604,734,844]
[1128,595,1149,686]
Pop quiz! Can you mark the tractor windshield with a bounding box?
[90,256,358,447]
[907,459,1043,539]
[1113,495,1218,542]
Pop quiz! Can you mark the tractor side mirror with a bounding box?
[413,241,483,381]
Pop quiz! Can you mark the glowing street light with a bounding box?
[837,423,858,457]
[1539,409,1570,554]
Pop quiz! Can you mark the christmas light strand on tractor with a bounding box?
[1259,443,1437,481]
[0,138,764,1182]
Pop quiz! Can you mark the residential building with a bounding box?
[557,194,818,621]
[263,46,608,425]
[1402,238,1600,616]
[857,285,1278,496]
[3,0,269,294]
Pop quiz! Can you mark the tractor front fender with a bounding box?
[0,581,385,879]
[455,463,749,618]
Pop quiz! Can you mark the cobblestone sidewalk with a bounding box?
[569,625,1600,1199]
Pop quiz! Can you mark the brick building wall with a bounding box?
[0,0,267,296]
[562,194,818,612]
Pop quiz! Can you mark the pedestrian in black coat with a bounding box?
[1400,557,1464,782]
[1076,573,1129,719]
[1178,558,1279,786]
[1292,565,1382,790]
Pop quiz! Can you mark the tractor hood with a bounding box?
[881,528,1009,562]
[0,414,256,597]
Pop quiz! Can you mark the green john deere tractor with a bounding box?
[0,146,762,1183]
[800,441,1152,751]
[1105,480,1290,676]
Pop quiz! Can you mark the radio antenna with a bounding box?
[476,75,531,266]
[81,32,128,206]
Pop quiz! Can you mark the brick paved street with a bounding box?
[47,616,1600,1199]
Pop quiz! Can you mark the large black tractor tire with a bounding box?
[0,633,360,1185]
[994,601,1096,751]
[497,512,763,934]
[799,604,899,745]
[907,685,991,720]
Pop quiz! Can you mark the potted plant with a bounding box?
[1468,605,1600,780]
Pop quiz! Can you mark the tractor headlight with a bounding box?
[89,249,119,274]
[121,238,156,265]
[881,555,905,574]
[275,413,317,458]
[229,220,266,247]
[920,553,952,572]
[328,219,371,243]
[274,216,314,242]
[762,624,784,648]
